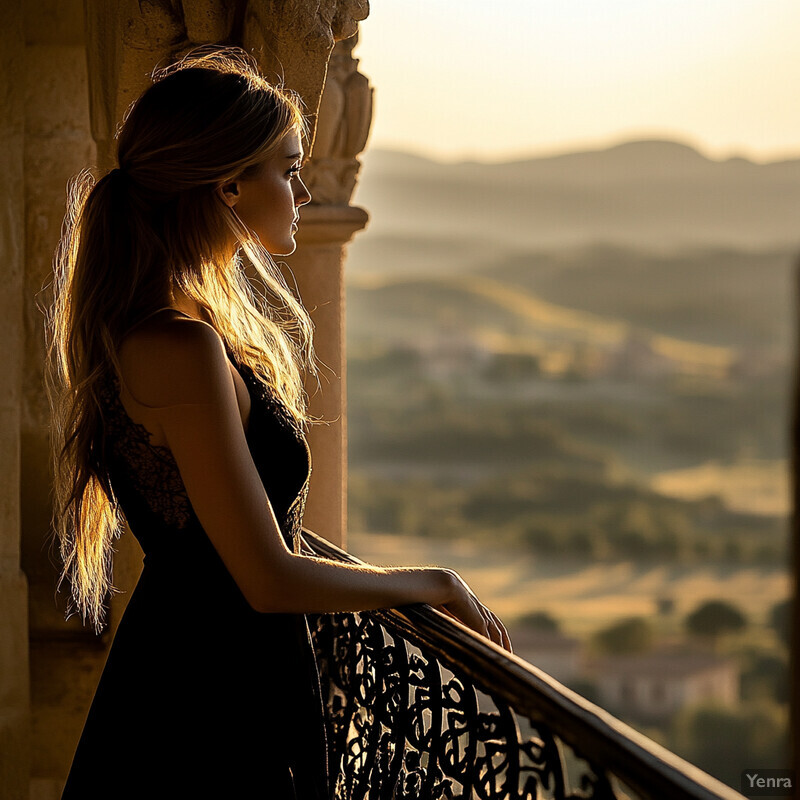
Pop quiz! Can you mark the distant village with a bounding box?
[390,325,785,385]
[508,627,738,724]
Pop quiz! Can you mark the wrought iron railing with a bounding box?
[301,528,746,800]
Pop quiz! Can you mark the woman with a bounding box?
[45,46,512,799]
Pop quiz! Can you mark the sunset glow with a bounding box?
[356,0,800,162]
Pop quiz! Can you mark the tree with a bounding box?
[685,600,747,640]
[594,617,654,655]
[769,598,791,649]
[741,653,789,704]
[518,611,560,633]
[670,701,789,786]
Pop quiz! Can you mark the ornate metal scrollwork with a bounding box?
[308,611,631,800]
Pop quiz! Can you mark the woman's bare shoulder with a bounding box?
[118,312,232,409]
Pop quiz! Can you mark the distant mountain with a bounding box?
[361,139,800,182]
[351,139,800,249]
[460,139,800,181]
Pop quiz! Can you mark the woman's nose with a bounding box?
[296,177,312,207]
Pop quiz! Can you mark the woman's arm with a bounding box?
[118,318,455,615]
[271,554,455,613]
[120,317,511,651]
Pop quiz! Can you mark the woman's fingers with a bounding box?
[470,601,503,650]
[488,610,513,653]
[479,604,513,654]
[486,615,501,645]
[432,599,513,654]
[485,611,505,650]
[434,601,488,639]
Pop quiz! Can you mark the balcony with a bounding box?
[302,528,746,800]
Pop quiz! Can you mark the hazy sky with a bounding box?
[354,0,800,163]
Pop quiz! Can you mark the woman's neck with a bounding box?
[170,287,207,321]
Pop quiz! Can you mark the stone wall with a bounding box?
[0,4,31,799]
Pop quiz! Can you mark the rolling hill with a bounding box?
[350,139,800,250]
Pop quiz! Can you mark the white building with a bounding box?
[587,648,739,721]
[507,629,583,685]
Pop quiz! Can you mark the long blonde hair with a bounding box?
[43,46,319,633]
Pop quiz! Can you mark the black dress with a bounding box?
[61,344,330,799]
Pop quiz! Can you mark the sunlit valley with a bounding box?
[344,140,795,784]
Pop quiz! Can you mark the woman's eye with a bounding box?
[288,166,302,178]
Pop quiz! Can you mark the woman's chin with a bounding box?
[271,238,298,257]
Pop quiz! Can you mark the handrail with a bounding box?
[301,527,746,800]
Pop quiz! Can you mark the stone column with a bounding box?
[0,5,31,800]
[288,31,373,549]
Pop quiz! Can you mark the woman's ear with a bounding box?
[216,181,240,208]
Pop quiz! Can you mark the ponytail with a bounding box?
[43,45,318,632]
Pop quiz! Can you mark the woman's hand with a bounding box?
[433,569,513,654]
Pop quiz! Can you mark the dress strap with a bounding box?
[138,306,191,323]
[121,307,193,338]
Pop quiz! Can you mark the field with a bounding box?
[650,458,789,516]
[346,530,790,640]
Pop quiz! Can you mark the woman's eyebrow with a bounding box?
[286,152,303,160]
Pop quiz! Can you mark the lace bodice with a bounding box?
[97,354,312,557]
[99,370,195,529]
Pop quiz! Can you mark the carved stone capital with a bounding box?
[304,29,373,206]
[84,0,370,170]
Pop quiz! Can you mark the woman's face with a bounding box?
[217,128,311,256]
